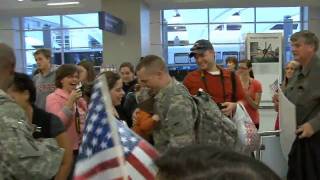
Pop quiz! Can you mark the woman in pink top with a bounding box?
[46,64,87,151]
[237,59,262,129]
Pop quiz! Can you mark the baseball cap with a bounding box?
[189,39,214,58]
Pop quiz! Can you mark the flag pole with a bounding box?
[98,75,129,180]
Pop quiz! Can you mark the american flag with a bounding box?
[269,79,279,94]
[74,77,159,180]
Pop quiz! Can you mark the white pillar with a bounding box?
[101,0,151,68]
[308,6,320,56]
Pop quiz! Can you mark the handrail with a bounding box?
[258,130,281,137]
[256,130,281,160]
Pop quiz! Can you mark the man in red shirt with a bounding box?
[183,39,244,116]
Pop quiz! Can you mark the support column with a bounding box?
[308,6,320,56]
[101,0,151,68]
[0,16,25,72]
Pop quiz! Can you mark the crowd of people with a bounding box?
[0,30,319,180]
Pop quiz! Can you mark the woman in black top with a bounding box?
[117,62,138,127]
[7,72,73,180]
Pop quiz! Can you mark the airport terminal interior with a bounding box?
[1,0,320,179]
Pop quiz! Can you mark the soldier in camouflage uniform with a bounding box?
[0,43,64,179]
[136,55,197,153]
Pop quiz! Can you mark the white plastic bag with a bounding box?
[232,103,260,151]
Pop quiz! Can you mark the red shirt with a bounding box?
[243,79,262,125]
[183,69,244,104]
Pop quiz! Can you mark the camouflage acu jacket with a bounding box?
[153,79,197,153]
[0,90,63,180]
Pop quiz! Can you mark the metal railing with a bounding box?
[256,130,281,160]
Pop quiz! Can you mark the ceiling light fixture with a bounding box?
[17,0,24,2]
[47,1,80,6]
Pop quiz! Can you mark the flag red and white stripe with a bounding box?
[74,76,159,180]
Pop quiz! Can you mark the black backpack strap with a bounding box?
[200,68,227,102]
[231,71,237,102]
[200,70,209,93]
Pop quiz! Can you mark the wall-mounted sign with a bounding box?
[246,33,282,63]
[246,33,283,102]
[98,11,124,35]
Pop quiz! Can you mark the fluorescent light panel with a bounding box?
[47,1,80,6]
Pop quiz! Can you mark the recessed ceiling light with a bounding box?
[17,0,24,2]
[47,1,80,6]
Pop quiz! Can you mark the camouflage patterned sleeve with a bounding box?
[163,95,196,148]
[0,101,64,180]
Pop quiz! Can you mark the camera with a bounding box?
[76,82,84,93]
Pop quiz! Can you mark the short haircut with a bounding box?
[290,30,319,52]
[10,72,36,104]
[226,56,238,69]
[156,145,280,180]
[33,48,52,59]
[136,55,167,73]
[55,64,79,88]
[119,62,135,73]
[0,43,16,69]
[101,71,121,90]
[226,56,238,64]
[78,60,96,82]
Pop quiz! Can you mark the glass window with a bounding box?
[163,9,208,24]
[167,45,193,65]
[56,49,103,65]
[51,30,63,50]
[256,23,301,33]
[166,24,208,46]
[256,7,300,22]
[25,30,64,50]
[209,23,254,43]
[209,8,254,23]
[24,31,44,49]
[23,16,61,30]
[163,7,304,66]
[22,13,102,73]
[62,28,102,49]
[167,43,243,66]
[25,49,36,65]
[25,49,37,75]
[212,44,242,65]
[62,13,99,28]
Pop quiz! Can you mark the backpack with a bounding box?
[192,90,238,149]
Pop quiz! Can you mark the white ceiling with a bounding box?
[0,0,101,16]
[0,0,319,16]
[145,0,320,9]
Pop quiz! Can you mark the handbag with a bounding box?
[232,103,260,151]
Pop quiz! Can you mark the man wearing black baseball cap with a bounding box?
[183,39,245,117]
[189,39,214,58]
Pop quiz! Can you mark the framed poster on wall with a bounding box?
[246,33,283,103]
[246,33,282,63]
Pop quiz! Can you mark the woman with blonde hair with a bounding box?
[273,60,300,130]
[281,60,300,89]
